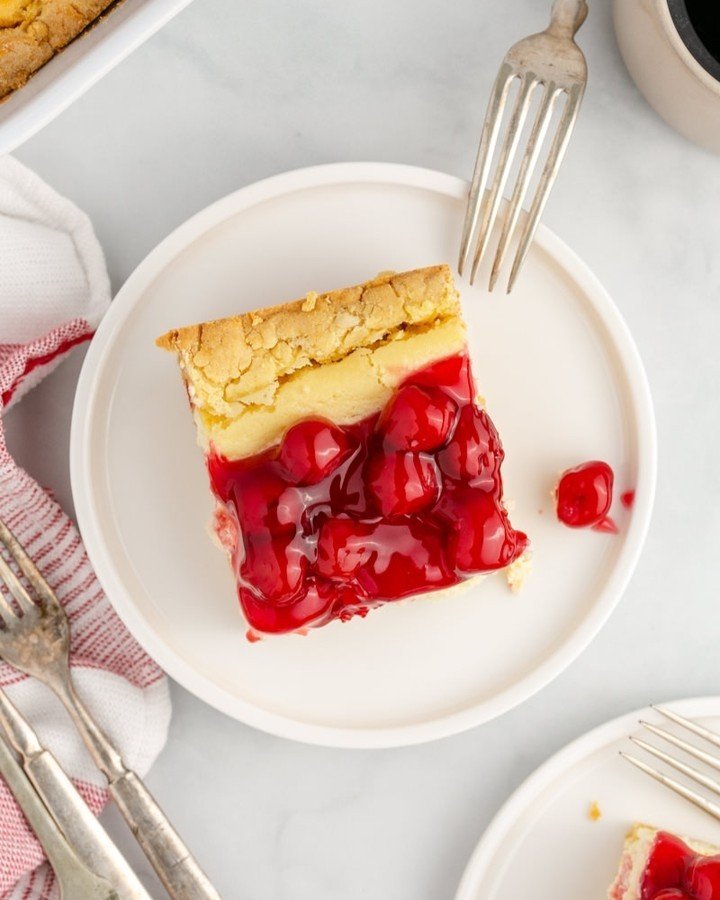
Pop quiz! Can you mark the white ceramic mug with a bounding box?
[613,0,720,154]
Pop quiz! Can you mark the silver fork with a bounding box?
[0,733,116,899]
[0,682,150,898]
[0,517,221,900]
[622,706,720,821]
[458,0,588,293]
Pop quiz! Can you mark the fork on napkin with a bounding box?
[0,155,172,900]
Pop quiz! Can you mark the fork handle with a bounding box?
[0,737,115,899]
[110,773,221,900]
[54,678,221,900]
[549,0,588,38]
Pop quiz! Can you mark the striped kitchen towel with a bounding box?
[0,156,171,899]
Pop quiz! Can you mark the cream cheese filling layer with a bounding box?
[197,316,467,459]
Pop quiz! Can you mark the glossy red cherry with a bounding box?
[555,460,614,528]
[366,448,439,517]
[238,580,334,634]
[379,384,457,451]
[684,856,720,899]
[408,353,475,403]
[316,518,371,580]
[317,518,452,598]
[225,465,295,537]
[652,891,692,900]
[442,490,527,572]
[240,535,307,603]
[437,405,502,488]
[643,833,694,897]
[278,419,353,485]
[356,521,453,599]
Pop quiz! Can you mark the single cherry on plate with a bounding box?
[555,460,614,529]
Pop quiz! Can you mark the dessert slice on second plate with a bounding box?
[157,265,527,637]
[609,823,720,899]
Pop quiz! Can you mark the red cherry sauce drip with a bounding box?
[555,460,617,533]
[641,831,720,899]
[207,353,528,635]
[621,489,636,509]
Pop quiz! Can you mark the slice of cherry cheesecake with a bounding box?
[157,265,527,637]
[609,823,720,899]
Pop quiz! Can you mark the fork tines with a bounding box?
[458,0,588,293]
[621,706,720,823]
[0,517,56,621]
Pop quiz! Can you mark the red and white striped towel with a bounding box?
[0,157,171,899]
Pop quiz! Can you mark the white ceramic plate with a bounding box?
[0,0,194,154]
[456,697,720,898]
[70,163,656,748]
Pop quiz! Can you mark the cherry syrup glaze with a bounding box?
[207,353,528,635]
[555,460,615,531]
[641,831,720,899]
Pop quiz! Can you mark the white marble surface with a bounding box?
[5,0,720,896]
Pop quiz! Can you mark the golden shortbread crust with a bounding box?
[157,265,467,458]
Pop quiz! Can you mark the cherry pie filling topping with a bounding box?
[641,831,720,899]
[207,353,528,635]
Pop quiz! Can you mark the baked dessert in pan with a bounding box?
[0,0,116,99]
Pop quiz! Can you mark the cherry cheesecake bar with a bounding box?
[609,823,720,899]
[157,265,527,637]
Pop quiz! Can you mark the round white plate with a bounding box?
[71,163,656,748]
[456,697,720,898]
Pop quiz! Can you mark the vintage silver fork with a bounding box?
[458,0,588,293]
[0,683,150,899]
[0,734,116,899]
[622,706,720,821]
[0,517,221,900]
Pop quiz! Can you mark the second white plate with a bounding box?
[456,697,720,899]
[71,163,656,748]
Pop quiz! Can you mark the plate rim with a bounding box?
[70,161,658,749]
[454,695,720,899]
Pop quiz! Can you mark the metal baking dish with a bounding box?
[0,0,194,154]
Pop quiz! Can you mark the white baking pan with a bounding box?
[0,0,194,154]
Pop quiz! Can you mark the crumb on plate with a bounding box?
[506,551,532,593]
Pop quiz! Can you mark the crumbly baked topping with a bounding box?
[157,265,461,421]
[157,265,467,459]
[0,0,115,99]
